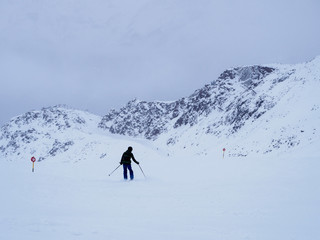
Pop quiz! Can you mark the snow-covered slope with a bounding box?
[1,135,319,240]
[0,105,98,161]
[99,56,320,156]
[0,105,160,163]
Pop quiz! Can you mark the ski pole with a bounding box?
[108,164,121,176]
[138,164,146,178]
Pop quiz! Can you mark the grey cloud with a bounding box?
[0,0,319,126]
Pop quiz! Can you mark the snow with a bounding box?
[1,140,319,240]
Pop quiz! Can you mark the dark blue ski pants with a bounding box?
[123,164,134,180]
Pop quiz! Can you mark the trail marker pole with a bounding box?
[31,156,36,172]
[223,148,226,158]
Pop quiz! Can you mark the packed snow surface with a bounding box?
[1,141,319,240]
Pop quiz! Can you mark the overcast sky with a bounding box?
[1,0,320,126]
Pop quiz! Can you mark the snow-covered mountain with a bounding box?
[0,105,162,163]
[99,65,277,139]
[1,57,320,161]
[0,105,100,161]
[99,56,320,156]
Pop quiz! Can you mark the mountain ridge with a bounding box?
[98,57,320,156]
[1,57,320,160]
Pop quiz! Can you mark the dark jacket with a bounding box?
[121,150,139,165]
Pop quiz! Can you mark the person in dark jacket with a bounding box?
[120,146,139,180]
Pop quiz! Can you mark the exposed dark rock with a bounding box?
[99,64,278,140]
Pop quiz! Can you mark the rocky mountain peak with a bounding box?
[98,64,280,140]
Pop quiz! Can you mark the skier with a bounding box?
[120,146,139,180]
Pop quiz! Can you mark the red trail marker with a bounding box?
[31,156,36,172]
[223,148,226,158]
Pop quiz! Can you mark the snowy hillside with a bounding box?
[0,105,161,163]
[1,133,319,240]
[99,56,320,156]
[0,106,98,161]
